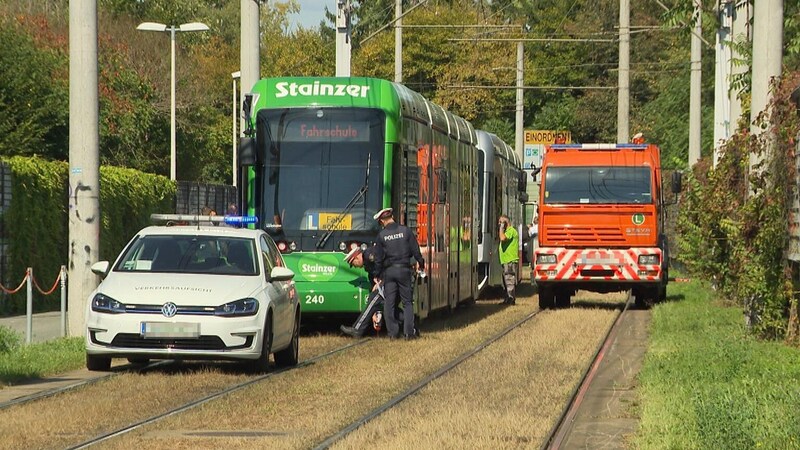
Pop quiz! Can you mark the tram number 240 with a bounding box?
[304,294,325,304]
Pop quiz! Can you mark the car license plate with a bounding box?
[140,322,200,339]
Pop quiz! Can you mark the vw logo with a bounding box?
[161,302,178,318]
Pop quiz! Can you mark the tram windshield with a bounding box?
[543,166,652,205]
[255,108,385,231]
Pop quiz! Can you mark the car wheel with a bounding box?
[86,354,111,371]
[248,312,273,373]
[275,310,300,368]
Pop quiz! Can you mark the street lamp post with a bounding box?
[231,71,241,187]
[137,21,209,181]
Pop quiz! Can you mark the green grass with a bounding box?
[0,326,84,387]
[633,278,800,449]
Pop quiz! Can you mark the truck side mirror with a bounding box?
[239,137,256,166]
[531,166,541,182]
[671,171,682,194]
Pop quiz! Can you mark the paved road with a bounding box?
[0,311,67,343]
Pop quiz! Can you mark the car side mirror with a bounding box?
[91,261,110,278]
[270,266,295,282]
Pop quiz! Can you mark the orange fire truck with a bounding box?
[532,142,680,309]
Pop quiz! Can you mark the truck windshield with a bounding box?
[255,108,384,231]
[544,166,652,204]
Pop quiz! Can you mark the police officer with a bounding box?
[340,244,385,338]
[374,207,425,340]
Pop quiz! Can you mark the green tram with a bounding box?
[237,77,504,319]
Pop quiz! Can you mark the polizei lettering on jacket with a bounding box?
[383,232,405,241]
[301,263,337,274]
[275,81,370,99]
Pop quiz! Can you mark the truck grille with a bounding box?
[546,226,626,245]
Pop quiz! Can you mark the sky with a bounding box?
[290,0,329,30]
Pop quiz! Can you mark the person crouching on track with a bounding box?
[498,214,518,305]
[340,245,384,338]
[374,207,425,340]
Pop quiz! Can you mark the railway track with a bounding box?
[311,308,543,449]
[3,293,630,449]
[67,339,368,449]
[541,293,634,449]
[0,361,174,411]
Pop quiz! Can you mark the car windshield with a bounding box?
[113,235,258,276]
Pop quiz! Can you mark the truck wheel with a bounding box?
[538,286,555,310]
[658,270,668,302]
[555,290,571,308]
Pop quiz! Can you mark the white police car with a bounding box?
[85,214,299,372]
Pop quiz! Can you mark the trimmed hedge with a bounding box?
[0,156,174,314]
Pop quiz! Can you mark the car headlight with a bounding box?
[638,254,660,265]
[536,254,557,265]
[215,298,259,317]
[91,293,126,314]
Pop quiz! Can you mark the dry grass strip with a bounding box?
[93,289,612,449]
[336,302,621,449]
[0,334,348,449]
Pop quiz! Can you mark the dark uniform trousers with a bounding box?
[352,287,383,335]
[383,264,414,338]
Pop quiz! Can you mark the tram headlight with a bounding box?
[536,254,557,265]
[289,241,297,251]
[339,242,347,251]
[638,255,660,265]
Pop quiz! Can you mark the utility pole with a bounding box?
[713,1,733,167]
[395,0,402,82]
[515,41,524,164]
[240,0,260,103]
[729,1,751,137]
[68,0,100,336]
[688,0,702,166]
[749,0,783,172]
[336,0,352,76]
[617,0,630,143]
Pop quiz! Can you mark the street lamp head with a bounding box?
[137,22,167,32]
[179,22,210,32]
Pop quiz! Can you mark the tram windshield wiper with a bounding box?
[316,154,371,249]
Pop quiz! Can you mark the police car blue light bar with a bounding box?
[223,215,257,225]
[150,213,258,225]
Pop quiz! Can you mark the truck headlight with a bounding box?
[536,254,557,265]
[91,294,126,314]
[215,298,259,317]
[638,254,660,265]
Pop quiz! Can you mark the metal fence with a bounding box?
[0,162,10,311]
[175,181,237,216]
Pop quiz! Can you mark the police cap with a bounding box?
[373,207,393,221]
[344,247,363,266]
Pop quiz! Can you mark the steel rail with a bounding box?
[312,309,542,450]
[0,360,173,411]
[540,293,633,449]
[68,339,369,449]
